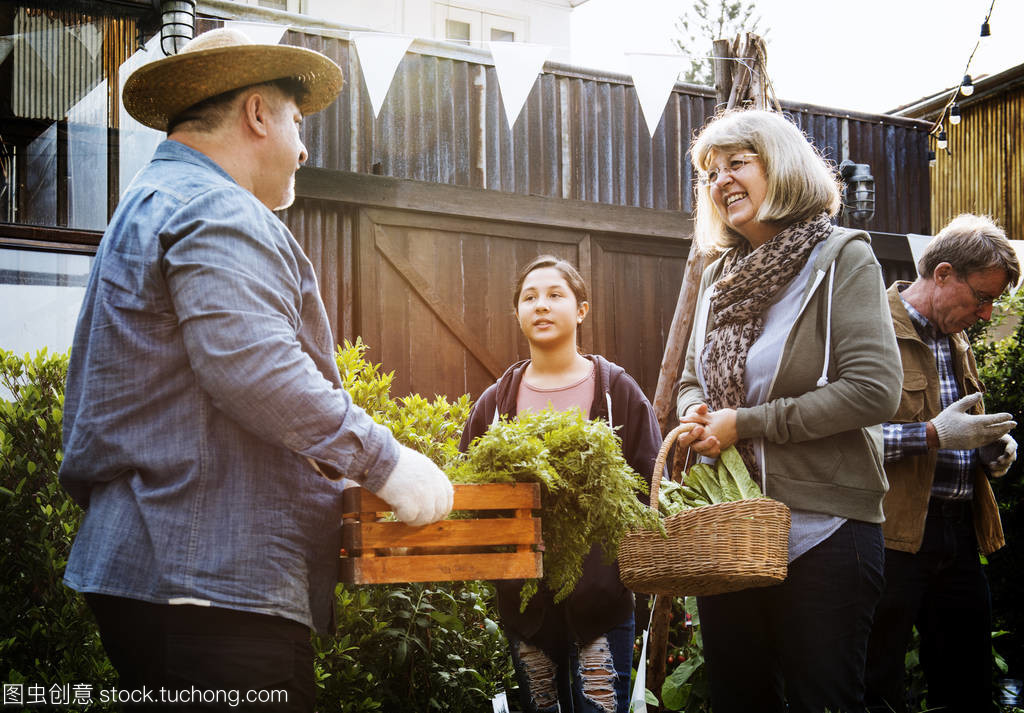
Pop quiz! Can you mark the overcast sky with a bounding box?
[570,0,1024,114]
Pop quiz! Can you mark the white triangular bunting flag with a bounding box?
[489,42,550,129]
[224,20,287,46]
[907,233,933,273]
[1010,240,1024,296]
[352,33,413,118]
[626,53,685,137]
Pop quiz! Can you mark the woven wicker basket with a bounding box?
[619,423,791,597]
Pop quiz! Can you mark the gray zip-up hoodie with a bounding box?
[677,226,902,523]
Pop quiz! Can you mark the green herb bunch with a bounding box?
[448,407,662,608]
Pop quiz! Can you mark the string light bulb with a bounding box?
[950,104,962,125]
[937,130,948,150]
[928,150,936,168]
[980,21,991,38]
[961,75,974,96]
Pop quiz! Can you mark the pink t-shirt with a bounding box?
[516,363,596,417]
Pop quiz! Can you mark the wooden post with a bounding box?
[650,245,705,432]
[645,31,772,704]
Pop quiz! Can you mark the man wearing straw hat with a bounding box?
[865,214,1019,713]
[59,28,452,711]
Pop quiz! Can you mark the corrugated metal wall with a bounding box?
[11,8,137,122]
[207,21,931,236]
[930,83,1024,238]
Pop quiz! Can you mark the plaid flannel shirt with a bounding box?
[882,288,975,500]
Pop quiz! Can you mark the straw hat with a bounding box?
[123,27,343,131]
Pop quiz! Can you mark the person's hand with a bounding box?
[680,405,737,459]
[979,433,1018,478]
[375,445,454,526]
[679,403,718,457]
[930,393,1016,451]
[680,403,712,426]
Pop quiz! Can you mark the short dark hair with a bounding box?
[166,77,310,134]
[919,213,1020,287]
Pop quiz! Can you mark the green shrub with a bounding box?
[0,343,512,712]
[0,349,116,706]
[314,340,515,711]
[973,292,1024,702]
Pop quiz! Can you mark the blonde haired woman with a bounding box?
[676,109,902,713]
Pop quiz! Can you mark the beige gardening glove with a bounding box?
[979,433,1018,478]
[374,444,454,527]
[930,393,1016,451]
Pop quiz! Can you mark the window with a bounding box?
[445,18,472,45]
[433,3,527,45]
[0,247,92,356]
[0,6,162,231]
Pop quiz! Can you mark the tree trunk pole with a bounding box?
[712,38,732,108]
[651,244,706,432]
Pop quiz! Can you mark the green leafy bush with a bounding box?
[0,349,116,705]
[318,340,515,710]
[314,581,513,711]
[973,292,1024,703]
[0,343,511,712]
[658,597,710,712]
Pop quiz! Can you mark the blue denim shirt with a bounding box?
[60,140,400,632]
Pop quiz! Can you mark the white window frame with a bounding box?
[239,0,303,13]
[433,3,528,45]
[434,4,481,45]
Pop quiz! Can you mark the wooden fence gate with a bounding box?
[289,169,693,401]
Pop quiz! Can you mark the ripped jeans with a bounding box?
[507,613,634,713]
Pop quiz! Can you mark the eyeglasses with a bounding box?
[959,276,997,308]
[698,153,759,186]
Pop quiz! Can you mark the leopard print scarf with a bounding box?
[700,212,833,480]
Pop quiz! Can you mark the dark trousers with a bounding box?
[697,519,885,713]
[86,594,315,712]
[865,499,994,713]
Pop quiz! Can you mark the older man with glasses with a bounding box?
[866,213,1020,713]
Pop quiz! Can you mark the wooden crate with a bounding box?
[339,482,543,585]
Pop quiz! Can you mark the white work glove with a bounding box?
[979,433,1018,478]
[375,444,454,527]
[930,393,1016,451]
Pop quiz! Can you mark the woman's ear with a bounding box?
[577,301,590,323]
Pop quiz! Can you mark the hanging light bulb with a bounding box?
[928,150,936,167]
[950,104,962,125]
[961,75,974,96]
[980,21,991,38]
[937,130,948,150]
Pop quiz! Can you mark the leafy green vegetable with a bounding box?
[448,407,662,608]
[656,445,765,516]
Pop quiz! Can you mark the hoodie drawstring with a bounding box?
[816,261,836,388]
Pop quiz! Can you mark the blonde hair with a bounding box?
[690,109,843,255]
[920,213,1020,287]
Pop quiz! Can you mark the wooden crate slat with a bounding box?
[342,482,540,515]
[339,482,543,584]
[344,516,540,550]
[340,551,542,584]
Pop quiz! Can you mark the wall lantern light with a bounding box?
[160,0,196,56]
[839,160,875,222]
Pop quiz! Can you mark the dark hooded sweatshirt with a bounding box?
[458,354,662,645]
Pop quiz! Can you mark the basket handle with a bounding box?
[648,422,697,515]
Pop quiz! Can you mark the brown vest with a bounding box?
[882,283,1004,555]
